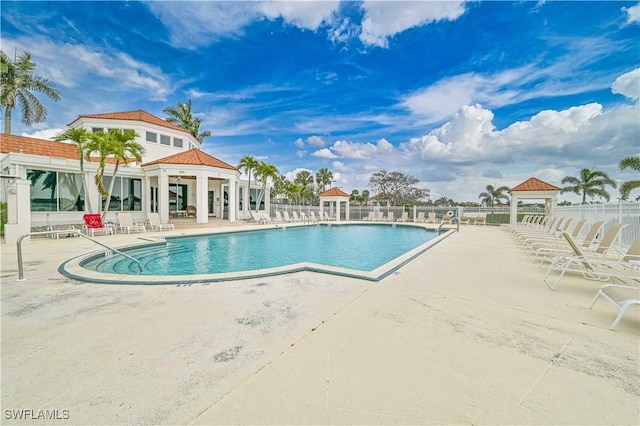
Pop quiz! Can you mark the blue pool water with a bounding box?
[80,224,438,276]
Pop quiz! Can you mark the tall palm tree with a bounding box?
[294,170,314,204]
[561,167,617,204]
[315,167,334,193]
[619,155,640,200]
[237,155,259,205]
[53,128,94,212]
[86,132,116,204]
[1,50,61,134]
[478,184,510,207]
[163,100,211,143]
[254,161,279,211]
[102,129,145,217]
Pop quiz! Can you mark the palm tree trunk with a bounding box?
[102,163,120,221]
[3,107,12,134]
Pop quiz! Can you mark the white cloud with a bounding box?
[332,161,347,172]
[284,167,313,182]
[21,128,66,140]
[611,68,640,100]
[359,1,467,47]
[307,135,326,147]
[259,1,340,30]
[329,138,395,160]
[294,138,305,148]
[296,150,307,158]
[146,2,259,48]
[622,4,640,24]
[312,148,337,159]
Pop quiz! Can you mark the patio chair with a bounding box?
[147,212,175,231]
[532,221,605,263]
[82,213,114,236]
[474,216,486,226]
[116,212,146,234]
[426,212,437,223]
[459,216,470,225]
[589,284,640,330]
[441,214,453,224]
[415,212,425,223]
[544,230,637,290]
[282,211,293,222]
[385,212,395,222]
[186,205,196,218]
[292,211,302,222]
[249,210,267,224]
[309,211,320,223]
[396,211,408,222]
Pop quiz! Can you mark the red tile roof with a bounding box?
[70,110,190,134]
[510,177,561,192]
[1,133,80,160]
[0,133,122,164]
[319,187,350,197]
[141,149,238,171]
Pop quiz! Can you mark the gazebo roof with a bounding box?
[510,177,561,192]
[319,187,350,198]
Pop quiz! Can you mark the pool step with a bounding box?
[85,244,192,274]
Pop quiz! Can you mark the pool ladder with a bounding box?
[16,230,143,281]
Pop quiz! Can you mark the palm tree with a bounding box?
[53,128,94,212]
[561,167,617,204]
[315,167,333,193]
[163,100,211,143]
[254,161,279,211]
[478,184,510,207]
[294,170,314,204]
[361,190,370,206]
[101,129,145,217]
[1,50,61,134]
[619,155,640,200]
[237,155,259,205]
[86,132,116,203]
[285,182,307,205]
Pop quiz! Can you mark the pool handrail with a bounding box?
[16,230,143,281]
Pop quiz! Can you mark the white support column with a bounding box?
[142,175,151,215]
[228,178,237,222]
[549,195,557,219]
[345,200,350,221]
[319,200,324,217]
[413,205,417,222]
[158,171,169,223]
[510,194,519,225]
[196,173,208,223]
[336,200,341,222]
[4,179,32,243]
[264,186,271,214]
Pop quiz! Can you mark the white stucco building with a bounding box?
[0,110,269,242]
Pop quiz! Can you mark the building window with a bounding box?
[27,169,85,212]
[173,137,183,148]
[160,134,171,145]
[146,131,157,143]
[101,176,142,211]
[92,127,104,133]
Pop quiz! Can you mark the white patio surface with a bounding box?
[1,223,638,425]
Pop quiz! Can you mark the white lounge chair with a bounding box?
[249,210,268,224]
[415,212,425,223]
[282,211,293,222]
[116,212,146,234]
[292,211,302,222]
[426,212,437,223]
[590,284,640,330]
[544,229,636,290]
[147,212,175,231]
[396,211,408,222]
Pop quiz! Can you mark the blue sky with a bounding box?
[2,1,639,203]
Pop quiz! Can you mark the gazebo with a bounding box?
[318,187,350,221]
[509,177,562,225]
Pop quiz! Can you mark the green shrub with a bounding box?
[0,202,7,237]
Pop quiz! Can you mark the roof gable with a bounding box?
[71,110,190,135]
[141,149,238,171]
[510,177,561,192]
[319,187,350,197]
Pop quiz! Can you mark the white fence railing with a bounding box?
[269,202,640,246]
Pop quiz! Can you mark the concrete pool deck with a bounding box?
[1,223,638,424]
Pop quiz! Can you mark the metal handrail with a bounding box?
[16,230,143,281]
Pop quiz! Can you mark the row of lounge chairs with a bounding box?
[249,210,333,224]
[81,212,175,236]
[503,215,639,330]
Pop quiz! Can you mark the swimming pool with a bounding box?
[61,223,452,284]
